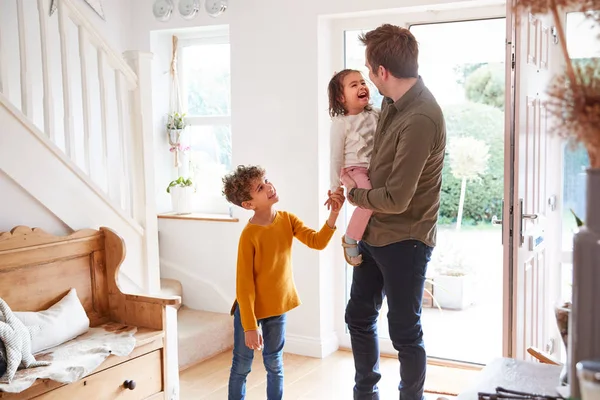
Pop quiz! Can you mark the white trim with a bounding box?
[329,3,505,33]
[180,35,229,47]
[285,332,339,359]
[169,24,229,42]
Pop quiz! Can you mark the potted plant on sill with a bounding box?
[166,177,194,215]
[430,247,474,311]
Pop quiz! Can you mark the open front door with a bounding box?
[504,1,563,360]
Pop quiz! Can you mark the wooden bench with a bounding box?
[0,226,181,399]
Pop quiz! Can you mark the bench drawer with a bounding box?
[36,350,163,399]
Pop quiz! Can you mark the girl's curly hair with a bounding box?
[328,69,372,118]
[222,165,266,207]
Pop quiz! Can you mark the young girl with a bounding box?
[328,69,379,266]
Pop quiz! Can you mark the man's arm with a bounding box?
[235,233,258,332]
[352,114,437,214]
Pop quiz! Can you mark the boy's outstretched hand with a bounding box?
[324,187,346,213]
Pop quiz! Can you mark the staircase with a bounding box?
[0,0,158,292]
[160,278,234,370]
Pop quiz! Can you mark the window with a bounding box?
[344,30,385,108]
[560,11,599,301]
[179,27,232,213]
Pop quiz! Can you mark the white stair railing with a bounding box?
[0,0,143,225]
[0,0,159,292]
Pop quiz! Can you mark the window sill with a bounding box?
[157,212,239,223]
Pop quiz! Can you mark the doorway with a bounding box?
[332,4,507,366]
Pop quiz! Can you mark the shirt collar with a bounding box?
[383,76,425,113]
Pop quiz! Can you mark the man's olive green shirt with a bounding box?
[352,77,446,248]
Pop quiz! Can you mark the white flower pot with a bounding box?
[433,274,474,310]
[170,186,193,214]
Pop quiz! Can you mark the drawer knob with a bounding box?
[123,380,137,390]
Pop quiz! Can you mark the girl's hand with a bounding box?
[245,329,263,351]
[324,188,338,210]
[328,187,346,213]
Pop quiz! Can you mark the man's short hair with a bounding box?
[359,24,419,79]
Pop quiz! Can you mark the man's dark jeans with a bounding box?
[345,239,433,400]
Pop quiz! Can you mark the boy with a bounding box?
[222,165,345,400]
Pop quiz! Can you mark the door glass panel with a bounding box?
[560,11,599,302]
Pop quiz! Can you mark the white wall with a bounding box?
[131,0,494,357]
[0,171,71,235]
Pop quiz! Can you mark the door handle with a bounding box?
[493,200,505,245]
[519,199,540,247]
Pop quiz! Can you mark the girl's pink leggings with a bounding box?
[340,166,372,241]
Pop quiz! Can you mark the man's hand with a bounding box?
[347,187,357,206]
[245,329,263,351]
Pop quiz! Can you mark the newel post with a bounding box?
[123,50,160,294]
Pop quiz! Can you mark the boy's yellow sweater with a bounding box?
[233,210,336,331]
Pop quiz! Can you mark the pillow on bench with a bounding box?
[13,289,90,354]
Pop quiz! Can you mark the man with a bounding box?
[344,24,447,400]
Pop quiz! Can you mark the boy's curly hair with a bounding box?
[222,165,266,207]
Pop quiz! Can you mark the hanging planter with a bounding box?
[166,35,189,169]
[167,112,188,167]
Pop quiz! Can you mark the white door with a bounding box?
[504,1,563,360]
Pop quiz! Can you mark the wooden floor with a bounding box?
[180,350,480,399]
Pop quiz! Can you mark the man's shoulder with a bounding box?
[405,90,444,129]
[413,87,442,115]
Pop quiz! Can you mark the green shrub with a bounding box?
[464,63,505,109]
[440,102,504,225]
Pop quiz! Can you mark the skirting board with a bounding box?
[285,332,339,359]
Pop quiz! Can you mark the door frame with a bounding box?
[503,0,517,360]
[329,2,509,365]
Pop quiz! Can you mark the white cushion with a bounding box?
[13,289,90,354]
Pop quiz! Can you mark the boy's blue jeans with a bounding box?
[228,305,286,400]
[345,239,433,400]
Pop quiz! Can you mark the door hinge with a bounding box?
[511,53,516,70]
